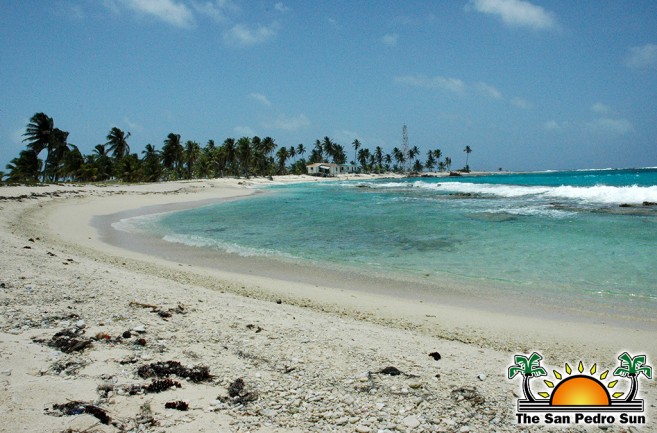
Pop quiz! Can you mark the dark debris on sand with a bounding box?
[223,378,258,405]
[144,378,182,393]
[50,401,111,425]
[137,360,212,383]
[34,328,92,353]
[165,400,189,411]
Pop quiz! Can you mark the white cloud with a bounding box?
[192,0,238,23]
[382,33,399,46]
[625,44,657,70]
[396,75,466,93]
[121,0,195,28]
[123,117,143,132]
[234,126,256,136]
[543,120,569,132]
[587,118,634,135]
[396,74,502,100]
[223,23,278,47]
[474,82,502,99]
[511,97,533,109]
[268,114,311,131]
[249,93,272,106]
[468,0,556,30]
[274,2,290,13]
[590,102,611,115]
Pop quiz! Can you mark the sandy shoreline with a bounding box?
[1,176,655,432]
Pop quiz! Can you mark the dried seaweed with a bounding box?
[50,401,110,425]
[224,378,258,405]
[165,401,189,411]
[137,360,211,383]
[34,328,92,353]
[378,366,402,376]
[144,378,182,393]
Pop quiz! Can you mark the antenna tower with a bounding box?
[402,124,409,170]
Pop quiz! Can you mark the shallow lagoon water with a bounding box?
[115,169,657,315]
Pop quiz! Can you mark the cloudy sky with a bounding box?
[2,0,656,171]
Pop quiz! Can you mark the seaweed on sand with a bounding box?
[137,360,212,383]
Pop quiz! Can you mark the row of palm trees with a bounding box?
[3,112,466,183]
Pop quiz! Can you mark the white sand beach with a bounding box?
[1,176,655,432]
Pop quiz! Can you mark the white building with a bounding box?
[306,163,357,176]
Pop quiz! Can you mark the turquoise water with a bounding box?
[115,169,657,310]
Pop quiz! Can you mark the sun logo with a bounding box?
[508,352,652,425]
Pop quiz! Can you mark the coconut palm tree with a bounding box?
[508,352,547,402]
[296,143,306,160]
[352,139,361,165]
[464,145,472,171]
[184,140,201,179]
[614,352,652,401]
[106,127,131,160]
[162,133,184,179]
[141,144,162,182]
[23,112,53,157]
[275,146,289,174]
[6,150,41,183]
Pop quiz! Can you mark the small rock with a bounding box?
[133,325,146,333]
[477,373,486,381]
[335,417,349,426]
[403,415,421,429]
[355,426,371,433]
[75,320,86,329]
[459,426,471,433]
[1,369,12,376]
[409,381,423,389]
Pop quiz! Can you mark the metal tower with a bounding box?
[402,124,408,170]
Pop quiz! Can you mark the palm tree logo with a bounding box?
[508,352,652,413]
[613,352,653,402]
[508,352,547,402]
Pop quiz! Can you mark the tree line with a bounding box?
[3,112,466,183]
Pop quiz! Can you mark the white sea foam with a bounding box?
[161,233,295,259]
[111,213,166,233]
[406,181,657,204]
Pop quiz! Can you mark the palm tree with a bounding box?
[392,147,405,172]
[425,150,436,172]
[352,139,361,165]
[184,140,201,179]
[162,133,184,179]
[296,143,306,160]
[275,146,289,174]
[23,112,53,157]
[357,147,371,172]
[236,136,252,176]
[445,156,452,171]
[6,150,41,183]
[613,352,652,401]
[92,144,113,181]
[22,113,69,181]
[464,145,472,171]
[141,144,162,182]
[106,127,131,160]
[508,352,547,402]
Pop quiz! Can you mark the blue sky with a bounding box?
[1,0,656,172]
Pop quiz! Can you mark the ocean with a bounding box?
[113,168,657,320]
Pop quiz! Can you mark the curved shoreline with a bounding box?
[1,177,656,432]
[27,179,657,353]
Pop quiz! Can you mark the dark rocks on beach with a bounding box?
[643,201,657,206]
[448,171,462,177]
[429,351,441,361]
[122,330,132,338]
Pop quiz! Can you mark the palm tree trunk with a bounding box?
[626,374,638,401]
[523,376,535,401]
